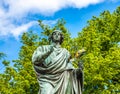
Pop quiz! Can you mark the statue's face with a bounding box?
[52,31,61,43]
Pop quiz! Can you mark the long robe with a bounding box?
[32,45,83,94]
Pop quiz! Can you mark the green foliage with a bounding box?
[2,60,10,66]
[77,7,120,94]
[0,52,6,60]
[1,7,120,94]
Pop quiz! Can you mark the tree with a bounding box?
[77,7,120,94]
[0,52,6,60]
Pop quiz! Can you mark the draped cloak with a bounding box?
[32,45,83,94]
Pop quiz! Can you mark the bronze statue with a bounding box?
[32,30,84,94]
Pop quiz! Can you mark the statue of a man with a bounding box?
[32,30,84,94]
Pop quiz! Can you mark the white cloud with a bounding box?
[0,0,104,39]
[5,0,104,17]
[11,21,37,38]
[0,20,37,39]
[42,19,59,26]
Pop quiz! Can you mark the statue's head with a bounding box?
[49,30,64,44]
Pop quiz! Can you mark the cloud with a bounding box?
[11,21,37,38]
[42,19,58,26]
[0,21,37,39]
[5,0,104,17]
[0,0,104,39]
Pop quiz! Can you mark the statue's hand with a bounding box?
[75,49,86,58]
[41,45,54,60]
[50,45,54,52]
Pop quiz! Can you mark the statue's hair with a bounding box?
[49,30,64,44]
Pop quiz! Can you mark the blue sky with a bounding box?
[0,0,120,72]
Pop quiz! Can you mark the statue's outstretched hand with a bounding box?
[75,49,86,58]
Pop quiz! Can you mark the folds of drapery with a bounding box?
[32,45,83,94]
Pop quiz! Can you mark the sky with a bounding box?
[0,0,120,72]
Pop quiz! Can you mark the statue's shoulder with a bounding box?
[36,45,51,52]
[63,48,69,52]
[37,45,50,49]
[62,48,70,54]
[62,48,71,59]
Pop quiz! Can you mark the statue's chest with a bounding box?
[44,51,67,66]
